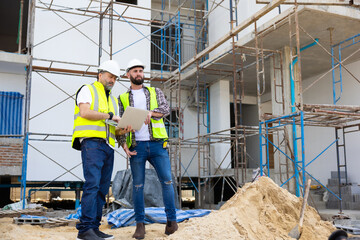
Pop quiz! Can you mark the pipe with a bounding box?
[20,133,28,209]
[289,39,318,196]
[290,38,319,113]
[17,0,24,53]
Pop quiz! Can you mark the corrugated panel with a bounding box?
[0,91,24,135]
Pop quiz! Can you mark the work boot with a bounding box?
[165,221,178,235]
[132,222,145,239]
[76,229,104,240]
[94,229,114,239]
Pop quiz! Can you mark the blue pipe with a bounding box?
[259,122,263,176]
[178,10,181,71]
[290,38,319,113]
[21,133,29,209]
[289,40,318,196]
[331,46,337,104]
[265,122,270,177]
[300,111,306,196]
[331,33,360,104]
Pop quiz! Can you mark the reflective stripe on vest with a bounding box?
[120,87,168,148]
[72,81,118,150]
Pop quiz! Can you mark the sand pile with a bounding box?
[164,177,335,240]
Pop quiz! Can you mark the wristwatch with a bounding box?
[108,112,114,120]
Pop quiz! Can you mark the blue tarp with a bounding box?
[107,207,211,228]
[66,206,211,228]
[19,215,48,219]
[66,206,81,220]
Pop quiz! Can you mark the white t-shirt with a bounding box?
[131,88,150,141]
[76,86,92,106]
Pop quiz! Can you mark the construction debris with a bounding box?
[13,216,47,225]
[0,209,46,218]
[13,215,78,228]
[334,220,360,235]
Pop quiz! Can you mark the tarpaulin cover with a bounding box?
[107,207,211,228]
[112,169,180,209]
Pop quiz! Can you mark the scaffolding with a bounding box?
[4,0,358,211]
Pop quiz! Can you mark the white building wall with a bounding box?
[0,72,26,95]
[26,0,151,181]
[208,1,290,57]
[0,52,28,94]
[303,59,360,185]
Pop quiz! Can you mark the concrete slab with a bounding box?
[0,51,29,74]
[179,6,360,97]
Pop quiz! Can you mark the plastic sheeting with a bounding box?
[112,169,180,209]
[0,91,23,136]
[107,207,211,228]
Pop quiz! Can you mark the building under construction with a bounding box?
[1,0,360,217]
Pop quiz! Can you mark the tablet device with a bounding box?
[117,106,149,131]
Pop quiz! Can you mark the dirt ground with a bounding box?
[0,218,171,240]
[0,177,337,240]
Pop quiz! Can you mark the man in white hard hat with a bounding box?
[117,59,178,239]
[72,60,131,240]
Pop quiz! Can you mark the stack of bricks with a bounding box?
[0,138,23,175]
[326,171,360,210]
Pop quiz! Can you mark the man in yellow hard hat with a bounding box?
[72,60,131,240]
[117,59,178,239]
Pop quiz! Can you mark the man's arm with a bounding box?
[144,88,170,124]
[153,88,170,117]
[79,103,121,122]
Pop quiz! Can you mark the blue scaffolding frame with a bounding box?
[331,33,360,105]
[260,33,360,200]
[259,112,343,199]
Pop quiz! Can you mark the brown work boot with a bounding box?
[132,222,145,239]
[165,221,178,235]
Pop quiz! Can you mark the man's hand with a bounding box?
[122,144,137,158]
[144,111,152,125]
[115,125,132,136]
[112,115,121,123]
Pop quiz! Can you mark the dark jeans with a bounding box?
[129,140,177,223]
[76,138,114,233]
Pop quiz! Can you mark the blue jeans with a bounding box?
[129,140,177,223]
[76,138,114,233]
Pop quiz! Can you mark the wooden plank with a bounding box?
[42,218,78,228]
[171,0,287,75]
[256,0,351,5]
[0,209,45,218]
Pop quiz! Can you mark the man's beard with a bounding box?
[130,75,144,85]
[105,84,113,91]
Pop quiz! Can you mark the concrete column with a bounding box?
[210,80,231,172]
[269,46,295,193]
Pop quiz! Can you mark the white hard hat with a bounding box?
[98,60,121,78]
[126,59,145,72]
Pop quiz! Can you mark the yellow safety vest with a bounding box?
[120,87,168,148]
[72,81,118,150]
